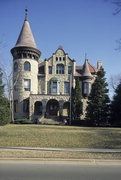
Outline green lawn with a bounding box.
[0,124,121,149]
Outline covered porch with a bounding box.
[29,94,70,122]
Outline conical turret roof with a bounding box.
[15,12,37,49]
[82,59,92,78]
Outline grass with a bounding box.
[0,124,121,149]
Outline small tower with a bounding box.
[82,59,92,97]
[97,60,102,70]
[11,9,41,119]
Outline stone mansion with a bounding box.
[11,12,102,121]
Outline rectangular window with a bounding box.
[64,82,70,94]
[52,82,57,93]
[68,66,72,74]
[83,82,91,95]
[24,79,31,91]
[39,66,45,74]
[56,64,64,74]
[83,82,88,94]
[14,100,18,113]
[48,66,52,74]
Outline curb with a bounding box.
[0,158,121,165]
[1,147,121,153]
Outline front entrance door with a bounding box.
[46,99,59,116]
[49,104,58,116]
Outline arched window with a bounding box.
[56,64,64,74]
[24,61,31,71]
[14,62,18,72]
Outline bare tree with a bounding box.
[105,0,121,14]
[0,62,20,122]
[105,0,121,49]
[110,73,121,90]
[112,0,121,15]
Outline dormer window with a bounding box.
[59,57,61,61]
[56,57,58,61]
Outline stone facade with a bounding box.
[11,13,102,121]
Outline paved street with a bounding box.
[0,161,121,180]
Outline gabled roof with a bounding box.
[88,61,98,73]
[54,46,68,55]
[15,19,37,49]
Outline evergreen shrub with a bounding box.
[14,119,33,124]
[0,106,11,125]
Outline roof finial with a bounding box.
[85,53,87,60]
[25,8,28,21]
[58,45,63,49]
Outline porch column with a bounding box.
[59,101,64,116]
[42,99,48,117]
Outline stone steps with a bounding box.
[40,116,62,125]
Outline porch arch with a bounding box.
[34,101,43,115]
[63,101,70,116]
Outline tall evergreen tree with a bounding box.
[71,78,83,121]
[110,81,121,126]
[86,67,110,126]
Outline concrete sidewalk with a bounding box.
[0,147,121,153]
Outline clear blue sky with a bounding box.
[0,0,121,95]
